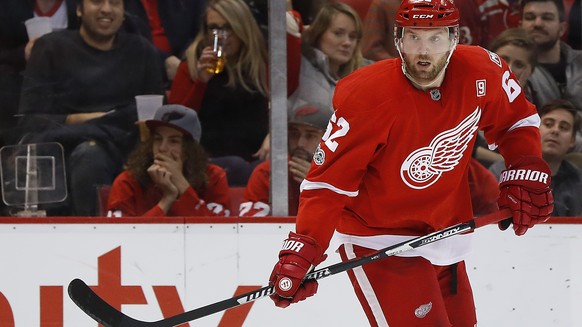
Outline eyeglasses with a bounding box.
[206,24,232,34]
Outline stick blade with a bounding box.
[68,278,151,327]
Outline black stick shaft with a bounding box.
[68,209,511,327]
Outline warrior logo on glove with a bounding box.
[498,156,554,236]
[269,232,327,308]
[278,277,293,292]
[282,239,305,252]
[499,169,549,184]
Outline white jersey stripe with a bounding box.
[300,179,359,197]
[344,243,390,327]
[508,113,541,131]
[488,113,540,150]
[336,232,473,266]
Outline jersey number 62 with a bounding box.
[322,113,350,152]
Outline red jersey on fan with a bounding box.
[296,45,540,257]
[239,160,301,217]
[107,164,230,217]
[478,0,521,46]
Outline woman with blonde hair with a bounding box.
[169,0,269,186]
[287,2,369,114]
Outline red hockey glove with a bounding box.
[269,232,326,308]
[498,156,554,236]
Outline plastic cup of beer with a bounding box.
[206,29,228,74]
[25,17,52,39]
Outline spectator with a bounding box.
[18,0,165,216]
[290,0,326,25]
[477,0,522,46]
[361,0,485,61]
[488,27,539,101]
[287,2,368,115]
[0,0,79,147]
[107,104,230,217]
[565,0,581,49]
[169,0,269,186]
[240,103,332,216]
[360,0,401,60]
[490,99,582,216]
[337,0,373,22]
[520,0,582,111]
[123,0,207,83]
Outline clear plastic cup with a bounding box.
[135,95,164,121]
[206,29,228,74]
[25,17,52,39]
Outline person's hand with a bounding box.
[196,46,218,83]
[498,156,554,235]
[289,156,311,183]
[147,163,179,212]
[65,112,108,124]
[25,38,38,61]
[153,152,189,195]
[253,134,270,161]
[164,55,181,81]
[269,232,326,308]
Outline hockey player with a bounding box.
[268,0,554,326]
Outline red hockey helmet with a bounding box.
[393,0,460,88]
[395,0,460,28]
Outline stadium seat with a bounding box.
[97,184,111,216]
[228,187,246,216]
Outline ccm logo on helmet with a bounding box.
[499,169,549,184]
[282,240,305,252]
[412,14,434,18]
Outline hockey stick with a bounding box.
[68,209,511,327]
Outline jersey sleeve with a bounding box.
[295,71,390,251]
[477,48,542,167]
[287,10,303,96]
[19,36,68,127]
[107,172,141,217]
[168,60,207,111]
[168,165,230,216]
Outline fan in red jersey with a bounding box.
[106,105,231,217]
[268,0,554,325]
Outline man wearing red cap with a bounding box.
[268,0,554,325]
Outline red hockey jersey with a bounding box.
[296,45,541,261]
